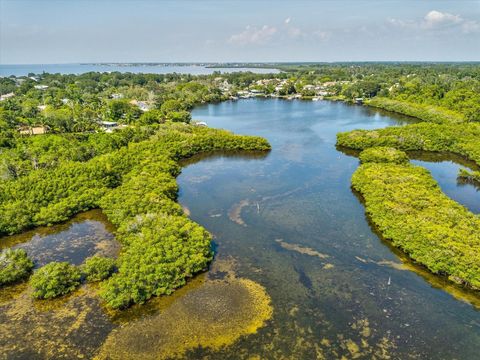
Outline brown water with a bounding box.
[1,99,479,359]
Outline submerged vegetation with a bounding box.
[0,63,479,359]
[97,276,273,360]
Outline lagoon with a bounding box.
[1,99,479,359]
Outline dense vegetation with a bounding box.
[0,127,156,179]
[81,256,116,282]
[0,249,34,286]
[358,146,408,164]
[277,63,480,123]
[353,147,480,289]
[365,97,466,124]
[335,64,480,290]
[337,122,480,166]
[1,120,269,307]
[30,261,82,299]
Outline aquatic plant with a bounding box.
[30,262,82,299]
[81,256,116,282]
[0,249,34,286]
[97,277,273,359]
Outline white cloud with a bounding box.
[423,10,462,29]
[228,25,277,45]
[388,10,480,34]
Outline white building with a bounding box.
[0,92,15,101]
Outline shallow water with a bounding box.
[177,99,480,358]
[1,99,479,359]
[0,209,119,266]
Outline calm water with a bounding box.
[0,210,119,267]
[178,99,480,358]
[1,99,479,359]
[0,64,279,77]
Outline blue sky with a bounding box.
[1,0,479,64]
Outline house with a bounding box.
[100,121,119,133]
[34,85,49,90]
[249,89,264,95]
[37,105,47,111]
[355,98,364,104]
[219,80,231,92]
[237,90,251,98]
[19,126,47,135]
[0,92,15,101]
[129,100,151,112]
[193,121,208,127]
[111,93,123,99]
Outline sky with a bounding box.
[1,0,479,64]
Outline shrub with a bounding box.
[359,147,409,164]
[1,123,271,308]
[337,122,480,166]
[352,162,480,289]
[30,262,81,299]
[100,214,213,309]
[82,256,116,282]
[367,97,466,124]
[0,249,34,286]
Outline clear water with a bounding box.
[1,99,479,359]
[0,210,119,267]
[177,99,480,358]
[0,64,279,77]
